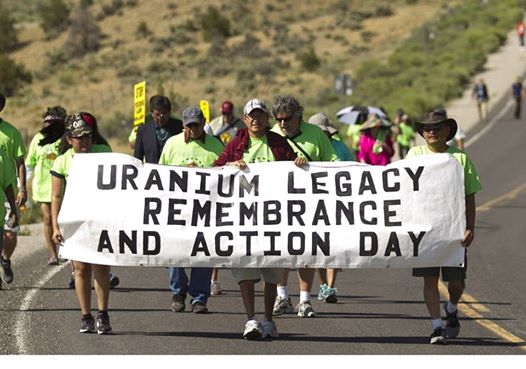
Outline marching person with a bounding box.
[0,150,19,289]
[0,92,27,287]
[25,106,66,265]
[159,106,224,314]
[51,113,114,334]
[357,113,394,166]
[408,110,481,344]
[215,98,298,339]
[271,96,339,317]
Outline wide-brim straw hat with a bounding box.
[359,113,391,131]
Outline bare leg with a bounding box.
[423,276,441,319]
[239,280,256,319]
[264,283,277,322]
[40,203,57,259]
[298,268,315,293]
[277,268,290,288]
[447,280,465,305]
[2,231,17,259]
[327,268,338,288]
[93,264,111,311]
[74,261,92,315]
[211,268,219,281]
[318,268,327,285]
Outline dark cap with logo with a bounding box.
[182,106,204,126]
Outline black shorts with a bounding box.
[412,253,467,282]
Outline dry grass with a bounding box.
[3,0,454,151]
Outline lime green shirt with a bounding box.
[0,118,26,187]
[271,122,339,161]
[159,133,224,167]
[346,124,362,151]
[396,123,415,148]
[242,135,276,163]
[50,145,112,181]
[407,145,481,196]
[25,133,61,202]
[0,150,16,227]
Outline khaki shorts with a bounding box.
[413,254,468,282]
[231,268,283,284]
[3,202,20,233]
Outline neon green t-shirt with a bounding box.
[396,123,415,148]
[25,133,61,202]
[271,122,339,162]
[0,118,26,187]
[242,135,276,163]
[159,133,224,167]
[0,150,16,227]
[50,144,112,181]
[406,145,481,196]
[346,124,362,151]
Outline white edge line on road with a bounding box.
[465,100,513,148]
[15,263,67,354]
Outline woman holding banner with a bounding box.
[50,113,113,335]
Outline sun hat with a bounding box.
[308,113,338,136]
[359,113,391,131]
[415,110,458,141]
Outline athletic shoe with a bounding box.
[443,302,461,338]
[273,296,293,316]
[96,311,112,335]
[295,301,316,318]
[317,284,328,300]
[109,272,120,289]
[430,327,446,344]
[0,257,13,284]
[261,320,279,339]
[243,320,262,340]
[211,280,222,295]
[48,256,59,266]
[324,287,338,303]
[171,294,186,312]
[191,301,208,314]
[79,315,95,333]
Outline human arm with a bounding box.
[462,193,476,247]
[15,158,27,206]
[4,185,19,229]
[51,176,65,244]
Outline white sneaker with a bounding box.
[295,301,316,318]
[261,320,279,339]
[273,296,293,315]
[211,280,222,295]
[243,319,261,340]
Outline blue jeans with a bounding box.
[168,267,212,304]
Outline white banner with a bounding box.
[58,153,466,268]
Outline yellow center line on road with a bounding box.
[437,182,526,350]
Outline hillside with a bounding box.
[1,0,454,153]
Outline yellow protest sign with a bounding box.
[200,99,210,123]
[133,81,146,128]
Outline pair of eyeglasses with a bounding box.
[422,124,445,132]
[275,114,296,123]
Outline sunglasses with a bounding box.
[275,114,296,123]
[422,124,445,132]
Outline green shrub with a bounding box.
[200,6,231,41]
[38,0,70,39]
[297,48,321,72]
[0,55,32,96]
[0,4,19,52]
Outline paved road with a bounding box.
[2,100,526,356]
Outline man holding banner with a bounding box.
[159,106,224,314]
[271,95,339,318]
[214,98,297,340]
[408,110,481,344]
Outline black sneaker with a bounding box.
[80,315,95,333]
[443,302,461,338]
[0,257,13,284]
[96,311,112,335]
[109,272,120,289]
[171,294,186,312]
[191,301,208,314]
[430,327,447,344]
